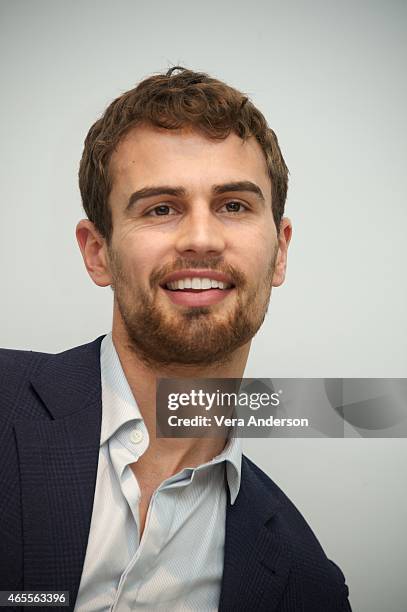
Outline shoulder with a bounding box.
[242,454,322,530]
[241,454,296,509]
[0,345,47,368]
[0,337,104,424]
[241,455,351,609]
[0,348,49,420]
[0,344,61,391]
[0,336,105,378]
[242,453,339,553]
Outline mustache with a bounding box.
[150,256,246,288]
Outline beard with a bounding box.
[108,249,277,369]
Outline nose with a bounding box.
[174,205,226,257]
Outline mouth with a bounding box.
[159,272,236,308]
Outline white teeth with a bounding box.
[165,277,232,291]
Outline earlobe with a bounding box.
[75,219,112,287]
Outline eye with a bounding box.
[146,204,178,216]
[220,201,248,213]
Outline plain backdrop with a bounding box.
[1,1,406,610]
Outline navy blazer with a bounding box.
[0,336,351,611]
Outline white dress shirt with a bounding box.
[74,333,242,612]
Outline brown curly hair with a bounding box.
[79,66,289,242]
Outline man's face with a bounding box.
[106,124,285,367]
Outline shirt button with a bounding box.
[130,429,143,444]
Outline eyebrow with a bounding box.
[126,180,265,210]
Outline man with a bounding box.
[0,67,351,611]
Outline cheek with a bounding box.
[232,225,276,276]
[114,233,168,286]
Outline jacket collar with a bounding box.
[29,335,105,420]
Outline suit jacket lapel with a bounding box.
[219,457,292,612]
[14,337,104,608]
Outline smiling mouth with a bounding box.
[163,278,234,291]
[160,277,235,307]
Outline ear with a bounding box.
[76,219,112,287]
[272,217,292,287]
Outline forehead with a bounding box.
[109,124,270,193]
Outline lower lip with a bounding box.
[161,287,234,307]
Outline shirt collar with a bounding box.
[100,332,242,504]
[205,429,242,504]
[100,332,143,446]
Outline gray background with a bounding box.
[1,0,406,610]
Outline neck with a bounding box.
[111,313,250,474]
